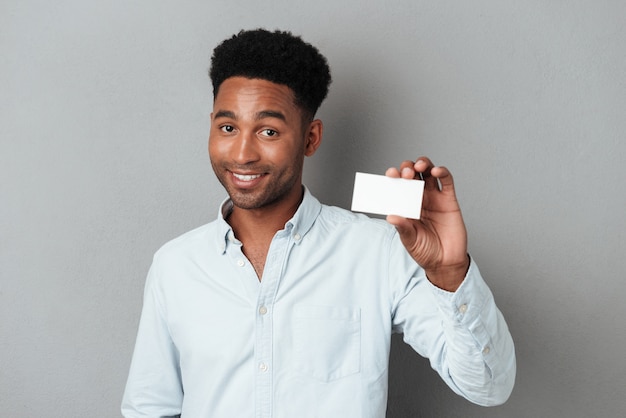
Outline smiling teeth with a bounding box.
[233,173,262,181]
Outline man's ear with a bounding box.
[304,119,323,157]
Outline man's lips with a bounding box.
[228,171,267,188]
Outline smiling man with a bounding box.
[122,29,515,417]
[208,76,323,278]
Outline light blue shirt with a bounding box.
[122,188,515,417]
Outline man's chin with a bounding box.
[228,191,266,210]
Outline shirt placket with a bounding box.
[254,228,292,418]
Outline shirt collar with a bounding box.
[286,186,322,244]
[215,199,233,254]
[214,186,322,254]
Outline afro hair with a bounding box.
[209,29,332,118]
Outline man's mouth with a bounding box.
[232,172,263,181]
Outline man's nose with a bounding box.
[232,132,260,164]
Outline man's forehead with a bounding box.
[213,77,300,116]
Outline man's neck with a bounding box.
[226,188,304,280]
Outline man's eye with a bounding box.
[261,129,277,137]
[220,125,235,133]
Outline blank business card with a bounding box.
[351,172,424,219]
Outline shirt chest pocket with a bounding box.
[293,305,361,382]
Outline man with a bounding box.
[122,29,515,417]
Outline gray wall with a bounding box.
[2,0,625,416]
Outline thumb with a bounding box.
[386,215,417,246]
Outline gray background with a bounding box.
[2,0,625,417]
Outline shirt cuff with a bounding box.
[427,257,496,354]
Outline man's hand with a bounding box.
[385,157,470,292]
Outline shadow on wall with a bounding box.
[387,334,512,417]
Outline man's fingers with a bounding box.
[387,158,456,193]
[385,167,401,178]
[431,166,456,193]
[399,160,415,171]
[414,157,439,190]
[387,160,420,179]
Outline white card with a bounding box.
[351,172,424,219]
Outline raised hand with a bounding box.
[385,157,470,292]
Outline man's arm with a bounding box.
[391,255,516,405]
[386,156,515,405]
[121,261,183,418]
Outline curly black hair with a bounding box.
[209,29,332,119]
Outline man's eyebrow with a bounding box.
[255,110,286,122]
[213,110,236,120]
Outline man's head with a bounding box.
[209,29,331,121]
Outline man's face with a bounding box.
[209,77,320,211]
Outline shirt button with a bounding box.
[259,362,268,372]
[294,233,301,241]
[459,304,468,314]
[237,259,245,267]
[259,306,268,315]
[482,346,491,355]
